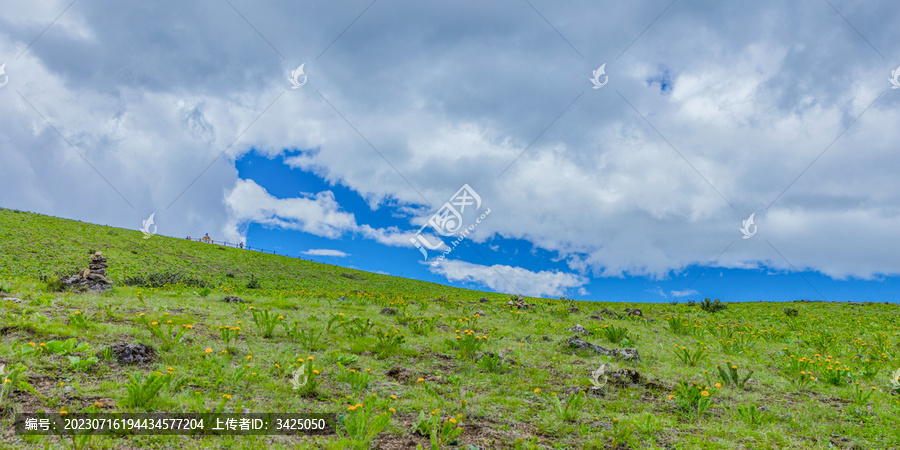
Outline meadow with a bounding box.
[1,207,899,449]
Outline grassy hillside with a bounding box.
[1,208,900,449]
[0,208,486,301]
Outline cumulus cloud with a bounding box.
[1,0,899,291]
[429,259,588,298]
[223,178,419,246]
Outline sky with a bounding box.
[1,0,900,302]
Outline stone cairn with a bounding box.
[61,251,113,293]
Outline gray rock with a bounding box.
[566,324,590,335]
[608,368,641,386]
[596,308,621,318]
[108,343,156,365]
[567,336,640,361]
[86,273,112,284]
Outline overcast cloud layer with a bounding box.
[1,0,899,297]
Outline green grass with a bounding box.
[1,207,900,449]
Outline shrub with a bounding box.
[446,329,488,359]
[337,365,371,397]
[249,307,282,338]
[292,357,320,397]
[545,390,588,422]
[413,410,464,449]
[786,370,816,390]
[373,328,406,357]
[673,344,708,367]
[122,372,170,408]
[123,272,209,288]
[0,364,28,405]
[849,383,878,405]
[669,381,713,416]
[783,308,799,317]
[45,338,90,356]
[340,394,394,448]
[477,353,507,374]
[68,310,91,328]
[599,324,629,344]
[700,298,727,313]
[408,316,439,335]
[137,314,193,351]
[715,361,754,389]
[245,275,260,289]
[283,323,325,351]
[667,316,691,336]
[734,404,774,428]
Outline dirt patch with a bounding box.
[373,413,523,449]
[386,366,415,383]
[0,325,37,337]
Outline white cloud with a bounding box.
[302,249,350,257]
[429,259,588,298]
[1,0,899,291]
[222,178,421,248]
[671,289,698,298]
[223,179,356,242]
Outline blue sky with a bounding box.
[233,150,900,303]
[1,0,900,302]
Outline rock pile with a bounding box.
[60,251,113,293]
